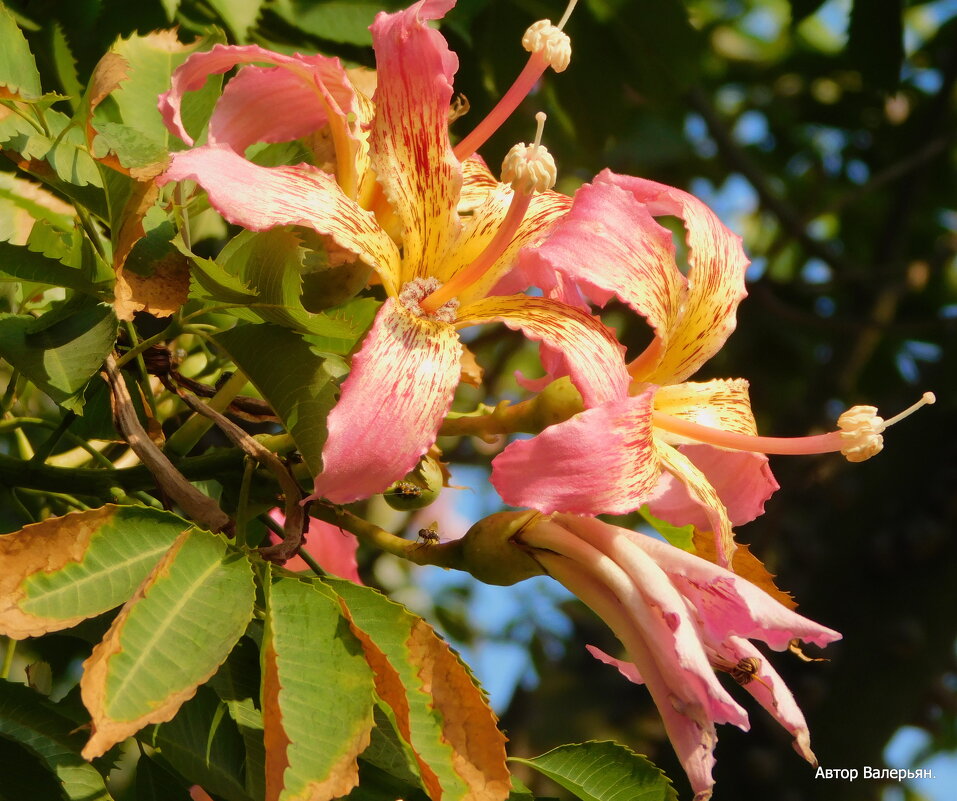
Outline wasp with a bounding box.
[718,656,773,692]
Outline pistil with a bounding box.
[652,392,935,462]
[452,0,577,161]
[420,113,557,314]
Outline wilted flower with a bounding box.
[514,512,841,800]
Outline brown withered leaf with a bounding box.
[87,52,129,112]
[262,641,293,801]
[692,529,797,610]
[0,507,117,639]
[113,254,189,321]
[407,618,511,800]
[113,180,159,271]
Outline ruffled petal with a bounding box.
[647,445,779,529]
[621,532,842,650]
[160,44,356,147]
[718,636,817,764]
[491,388,659,514]
[595,170,749,384]
[310,299,462,504]
[369,1,462,282]
[457,294,628,407]
[655,438,736,568]
[516,179,685,345]
[585,645,644,683]
[159,145,402,293]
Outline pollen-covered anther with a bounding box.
[837,391,935,463]
[501,143,557,194]
[522,20,572,72]
[399,277,459,323]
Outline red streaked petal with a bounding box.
[369,1,461,280]
[309,299,462,504]
[595,170,750,384]
[516,180,685,348]
[491,388,659,515]
[653,378,758,437]
[159,145,401,292]
[159,44,355,147]
[457,294,628,407]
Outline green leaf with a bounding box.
[0,505,196,639]
[91,122,168,171]
[0,736,69,801]
[106,29,225,152]
[0,680,114,801]
[214,323,339,475]
[509,741,677,801]
[80,530,256,759]
[207,0,264,41]
[50,23,83,108]
[0,300,117,410]
[328,578,510,801]
[262,573,376,800]
[0,172,75,239]
[0,2,42,99]
[269,0,384,46]
[637,505,695,552]
[0,241,102,294]
[146,685,253,801]
[135,753,193,801]
[219,229,376,345]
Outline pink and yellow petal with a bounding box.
[595,171,749,384]
[517,179,685,353]
[310,299,463,504]
[160,44,356,147]
[491,388,659,515]
[646,445,779,529]
[653,379,758,437]
[159,145,402,293]
[654,438,736,568]
[457,294,628,407]
[369,1,462,282]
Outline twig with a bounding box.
[104,354,231,533]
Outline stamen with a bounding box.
[421,118,555,314]
[399,277,459,323]
[652,391,935,462]
[837,391,935,462]
[452,0,578,161]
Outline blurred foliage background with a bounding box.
[2,0,955,799]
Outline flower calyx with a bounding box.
[458,510,548,585]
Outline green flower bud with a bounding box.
[459,511,547,585]
[383,454,444,510]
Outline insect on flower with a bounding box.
[416,521,441,547]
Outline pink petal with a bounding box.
[269,510,361,583]
[158,145,402,293]
[585,644,644,684]
[516,179,685,345]
[160,44,356,147]
[369,0,462,282]
[309,299,462,504]
[646,444,778,529]
[491,388,660,515]
[718,636,817,764]
[457,294,628,407]
[595,170,749,384]
[615,529,842,650]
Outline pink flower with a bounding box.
[517,513,840,801]
[158,1,628,505]
[268,510,362,583]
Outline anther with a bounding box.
[501,112,557,194]
[522,20,572,73]
[837,391,935,462]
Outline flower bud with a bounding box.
[383,454,444,510]
[458,511,548,585]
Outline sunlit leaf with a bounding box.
[637,505,694,552]
[0,2,42,100]
[510,741,676,801]
[80,529,256,759]
[330,578,511,801]
[262,573,376,801]
[0,505,195,639]
[0,680,113,801]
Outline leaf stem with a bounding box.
[122,321,158,417]
[1,638,16,680]
[29,410,77,464]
